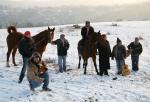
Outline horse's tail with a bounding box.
[77,40,82,56]
[7,26,17,34]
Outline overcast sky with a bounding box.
[1,0,149,7]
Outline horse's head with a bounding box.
[96,31,108,46]
[46,27,55,43]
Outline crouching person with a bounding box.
[27,52,51,91]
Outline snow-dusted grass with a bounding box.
[0,21,150,102]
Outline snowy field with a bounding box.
[0,21,150,102]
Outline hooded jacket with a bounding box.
[27,52,46,82]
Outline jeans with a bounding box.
[19,57,29,83]
[116,60,125,74]
[29,72,49,89]
[58,56,66,73]
[131,55,139,71]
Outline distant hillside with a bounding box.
[0,2,150,28]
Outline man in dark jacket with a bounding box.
[51,34,69,73]
[81,21,94,46]
[112,38,126,74]
[127,37,143,71]
[18,31,35,83]
[97,34,111,76]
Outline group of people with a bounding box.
[17,21,143,91]
[81,21,143,76]
[17,30,69,91]
[17,31,50,91]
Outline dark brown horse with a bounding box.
[77,32,106,75]
[6,26,55,67]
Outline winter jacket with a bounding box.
[18,37,35,58]
[52,39,69,56]
[112,44,126,60]
[127,42,143,56]
[27,60,46,82]
[81,26,94,39]
[97,40,111,59]
[97,40,111,69]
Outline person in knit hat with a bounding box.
[51,34,69,73]
[111,38,126,74]
[18,31,35,83]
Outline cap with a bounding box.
[24,31,31,37]
[117,38,122,44]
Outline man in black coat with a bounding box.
[81,21,94,46]
[51,34,69,73]
[18,31,35,83]
[97,34,111,76]
[127,37,143,71]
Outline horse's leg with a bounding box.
[82,58,85,68]
[92,56,99,75]
[7,48,12,67]
[12,47,18,66]
[78,55,81,69]
[84,60,87,75]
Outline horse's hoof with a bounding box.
[6,62,10,67]
[84,72,86,75]
[14,64,18,66]
[6,65,10,67]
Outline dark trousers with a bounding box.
[99,58,110,76]
[100,68,108,76]
[81,38,87,46]
[131,55,139,71]
[19,57,29,83]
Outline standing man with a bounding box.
[81,21,94,46]
[51,34,69,73]
[18,31,35,83]
[97,34,111,76]
[127,37,143,72]
[112,38,126,75]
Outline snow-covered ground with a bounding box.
[0,21,150,102]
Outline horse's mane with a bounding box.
[88,32,98,43]
[32,29,48,38]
